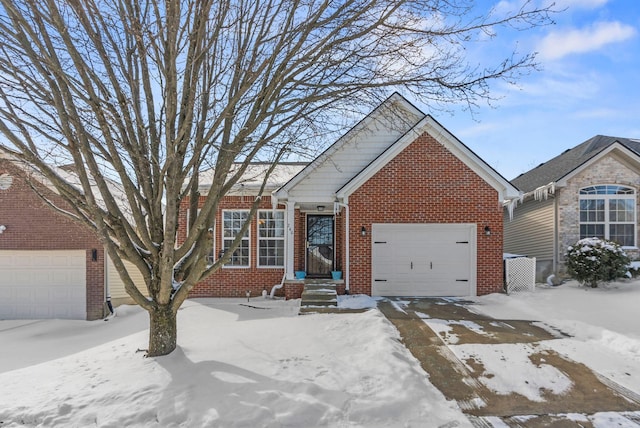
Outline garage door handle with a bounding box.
[410,261,413,269]
[455,279,468,282]
[374,279,387,282]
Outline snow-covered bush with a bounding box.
[565,237,630,288]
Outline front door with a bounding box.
[306,215,334,277]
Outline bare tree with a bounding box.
[0,0,552,356]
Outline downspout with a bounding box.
[269,271,287,299]
[334,201,349,293]
[104,251,114,315]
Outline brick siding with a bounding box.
[180,195,286,298]
[0,160,105,320]
[347,132,504,296]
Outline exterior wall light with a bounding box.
[361,226,367,236]
[484,226,491,236]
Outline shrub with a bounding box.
[565,237,630,288]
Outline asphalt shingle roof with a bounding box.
[511,135,640,193]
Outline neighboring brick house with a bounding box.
[184,93,518,299]
[504,135,640,281]
[0,157,106,320]
[0,154,147,320]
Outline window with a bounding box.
[222,210,250,266]
[579,185,636,247]
[187,209,215,264]
[258,210,285,267]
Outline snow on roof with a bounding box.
[0,150,136,221]
[196,162,308,195]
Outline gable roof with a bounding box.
[273,92,425,201]
[0,148,135,220]
[275,92,518,204]
[336,114,519,202]
[512,135,640,193]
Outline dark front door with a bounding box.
[306,215,334,277]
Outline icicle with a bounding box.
[503,198,519,220]
[533,182,555,201]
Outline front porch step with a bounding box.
[300,283,338,308]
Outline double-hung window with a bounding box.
[222,210,250,266]
[579,185,636,247]
[257,210,285,267]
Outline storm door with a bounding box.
[306,215,334,277]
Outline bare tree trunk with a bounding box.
[148,304,178,357]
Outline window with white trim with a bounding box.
[222,210,250,266]
[258,210,285,267]
[579,185,636,247]
[187,209,216,264]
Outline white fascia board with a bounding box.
[336,115,519,202]
[555,142,640,188]
[273,93,424,200]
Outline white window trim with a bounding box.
[187,208,216,264]
[222,209,250,268]
[579,185,637,248]
[257,209,285,268]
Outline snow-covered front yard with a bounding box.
[1,280,639,427]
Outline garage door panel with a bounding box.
[372,224,476,297]
[0,250,87,320]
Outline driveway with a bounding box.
[378,297,640,427]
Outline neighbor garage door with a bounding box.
[0,250,86,319]
[371,224,476,297]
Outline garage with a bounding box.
[0,250,87,319]
[371,224,476,297]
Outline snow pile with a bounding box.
[470,280,640,395]
[2,281,640,427]
[0,298,468,428]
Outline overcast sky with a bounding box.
[428,0,639,181]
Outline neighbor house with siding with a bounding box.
[504,135,640,280]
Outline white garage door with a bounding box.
[0,250,86,320]
[371,224,476,297]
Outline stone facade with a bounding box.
[557,154,640,270]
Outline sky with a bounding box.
[430,0,640,181]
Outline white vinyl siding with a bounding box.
[222,210,250,267]
[287,105,422,203]
[106,257,148,303]
[257,210,285,267]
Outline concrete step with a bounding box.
[300,283,338,308]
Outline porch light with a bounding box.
[484,226,491,236]
[317,205,325,212]
[361,226,367,236]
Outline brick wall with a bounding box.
[181,195,286,298]
[348,132,504,296]
[0,160,105,320]
[557,154,640,268]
